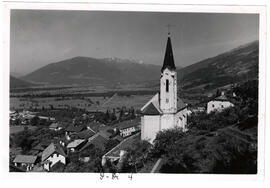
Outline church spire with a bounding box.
[161,33,176,72]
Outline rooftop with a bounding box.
[141,93,187,115]
[67,139,85,148]
[76,129,95,139]
[49,122,62,129]
[104,132,141,158]
[80,133,108,152]
[42,143,67,162]
[66,125,85,133]
[13,155,37,164]
[214,94,229,101]
[113,118,140,130]
[161,36,176,72]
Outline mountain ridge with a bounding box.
[20,40,258,90]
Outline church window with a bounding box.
[166,79,169,92]
[166,98,169,103]
[212,104,215,108]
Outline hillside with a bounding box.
[21,40,258,89]
[10,76,35,88]
[178,41,258,91]
[22,57,161,86]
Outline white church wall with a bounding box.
[207,100,234,114]
[160,114,175,130]
[141,115,161,143]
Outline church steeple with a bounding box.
[160,32,177,114]
[161,34,176,72]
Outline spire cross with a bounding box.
[166,24,175,35]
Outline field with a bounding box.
[10,94,153,112]
[10,125,37,134]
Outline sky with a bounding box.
[10,10,259,75]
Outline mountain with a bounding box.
[21,40,258,89]
[10,76,35,88]
[10,72,24,78]
[178,41,258,91]
[22,57,161,86]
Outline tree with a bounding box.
[30,116,40,126]
[152,127,185,157]
[118,140,151,173]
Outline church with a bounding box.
[141,32,188,143]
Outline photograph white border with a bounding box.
[0,0,268,187]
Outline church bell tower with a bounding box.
[160,33,177,114]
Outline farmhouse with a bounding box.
[41,143,67,171]
[13,155,37,171]
[141,33,188,143]
[207,92,234,114]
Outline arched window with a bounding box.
[166,79,169,92]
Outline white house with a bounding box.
[41,143,67,171]
[207,92,234,114]
[141,33,188,143]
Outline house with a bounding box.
[30,144,48,157]
[38,116,56,121]
[102,132,140,166]
[49,122,63,131]
[41,143,67,171]
[65,125,86,140]
[13,155,37,171]
[76,129,96,140]
[66,139,86,153]
[140,33,189,144]
[114,118,140,138]
[79,133,109,152]
[207,92,234,114]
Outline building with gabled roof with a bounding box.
[141,33,188,143]
[80,133,109,152]
[207,92,234,114]
[13,155,37,171]
[65,125,87,140]
[113,118,140,138]
[66,139,86,152]
[76,129,96,140]
[41,143,67,171]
